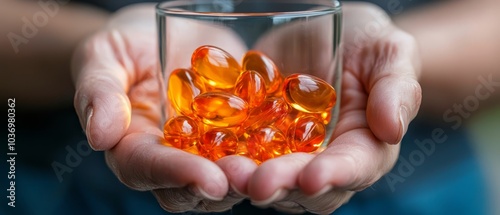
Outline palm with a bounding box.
[243,4,421,214]
[73,11,255,212]
[73,3,421,214]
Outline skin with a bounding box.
[72,4,251,212]
[2,0,499,213]
[247,3,421,213]
[72,2,420,214]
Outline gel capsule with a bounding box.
[236,141,249,156]
[234,70,267,109]
[168,68,205,116]
[198,128,238,161]
[282,74,337,113]
[192,45,241,90]
[242,51,282,95]
[287,116,325,153]
[198,121,245,139]
[294,111,332,125]
[247,126,290,163]
[242,97,290,130]
[163,116,199,152]
[316,111,332,125]
[273,108,300,133]
[192,92,249,127]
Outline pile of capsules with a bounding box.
[163,45,336,163]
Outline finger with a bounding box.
[72,31,136,151]
[367,74,421,144]
[216,155,258,197]
[153,186,243,213]
[193,194,243,213]
[270,190,308,214]
[105,116,228,200]
[162,156,258,213]
[152,187,203,213]
[273,189,354,215]
[248,153,314,206]
[365,31,422,144]
[272,201,306,214]
[299,129,400,196]
[298,190,355,214]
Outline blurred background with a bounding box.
[1,0,499,214]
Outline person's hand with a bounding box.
[72,4,256,213]
[244,3,422,214]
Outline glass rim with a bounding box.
[156,0,341,18]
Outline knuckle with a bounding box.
[355,2,388,18]
[376,31,417,63]
[382,30,417,50]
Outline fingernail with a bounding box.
[251,189,288,206]
[397,106,409,143]
[194,182,224,201]
[85,107,96,150]
[310,185,332,198]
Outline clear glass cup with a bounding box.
[156,0,342,150]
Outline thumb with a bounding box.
[72,31,132,151]
[365,31,422,144]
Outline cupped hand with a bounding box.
[72,3,255,213]
[246,3,422,214]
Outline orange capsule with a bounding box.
[247,126,290,164]
[198,121,245,139]
[236,141,249,157]
[198,128,238,161]
[168,68,205,116]
[282,74,336,113]
[192,92,249,127]
[242,97,290,130]
[314,111,332,125]
[273,108,300,133]
[242,51,282,95]
[274,109,331,134]
[234,70,267,109]
[287,116,325,153]
[163,116,199,151]
[191,45,241,90]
